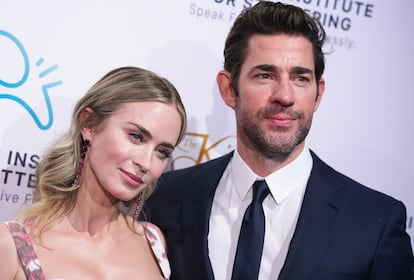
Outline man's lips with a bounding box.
[264,113,295,126]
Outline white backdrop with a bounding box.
[1,0,413,249]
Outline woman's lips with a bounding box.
[120,169,144,188]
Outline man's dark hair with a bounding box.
[223,1,326,92]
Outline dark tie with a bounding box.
[231,180,270,280]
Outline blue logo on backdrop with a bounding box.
[0,30,63,130]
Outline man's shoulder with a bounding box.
[310,150,402,207]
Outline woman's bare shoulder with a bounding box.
[0,222,17,254]
[0,222,20,279]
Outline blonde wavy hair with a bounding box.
[15,66,187,237]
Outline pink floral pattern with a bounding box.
[5,221,171,280]
[145,223,171,280]
[5,221,45,280]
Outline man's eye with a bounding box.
[297,76,309,82]
[258,73,272,79]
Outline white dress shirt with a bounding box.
[208,146,313,280]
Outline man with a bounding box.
[143,2,414,279]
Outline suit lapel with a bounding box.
[180,152,233,279]
[279,152,351,279]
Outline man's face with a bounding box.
[234,34,324,159]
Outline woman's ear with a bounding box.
[80,107,94,140]
[216,70,236,109]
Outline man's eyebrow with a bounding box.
[130,122,176,149]
[248,64,313,75]
[291,66,313,75]
[251,64,278,73]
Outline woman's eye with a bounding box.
[129,132,143,142]
[157,149,171,159]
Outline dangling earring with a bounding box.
[72,138,90,186]
[133,191,143,220]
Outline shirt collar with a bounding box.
[230,145,313,204]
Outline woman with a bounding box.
[0,66,187,280]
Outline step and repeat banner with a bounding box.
[1,0,413,247]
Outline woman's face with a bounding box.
[82,101,182,202]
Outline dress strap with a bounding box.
[144,223,171,280]
[4,221,46,280]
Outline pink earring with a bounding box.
[134,191,143,220]
[72,138,90,186]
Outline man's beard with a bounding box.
[240,107,312,160]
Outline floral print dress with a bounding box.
[4,221,171,280]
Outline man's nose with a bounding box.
[269,79,294,106]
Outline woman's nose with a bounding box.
[133,147,152,174]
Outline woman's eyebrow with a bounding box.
[130,122,176,149]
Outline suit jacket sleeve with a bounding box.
[368,200,414,279]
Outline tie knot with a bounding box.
[252,180,269,203]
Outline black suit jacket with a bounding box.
[143,151,414,279]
